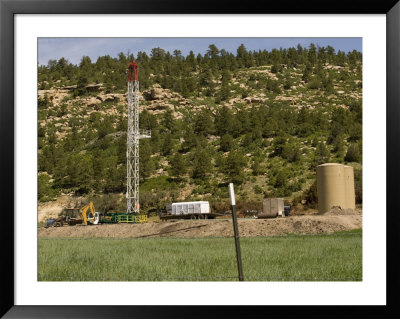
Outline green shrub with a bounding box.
[220,134,234,152]
[38,174,58,202]
[345,143,360,162]
[307,78,321,90]
[254,185,263,194]
[38,95,52,109]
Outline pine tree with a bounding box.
[161,133,174,156]
[186,50,197,71]
[170,153,187,180]
[215,106,234,137]
[140,140,154,179]
[220,134,234,152]
[194,110,215,136]
[274,170,287,188]
[192,149,212,180]
[222,150,247,184]
[207,44,220,59]
[162,109,175,132]
[314,141,330,165]
[181,127,197,153]
[308,43,317,65]
[302,63,312,83]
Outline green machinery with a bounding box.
[100,212,147,224]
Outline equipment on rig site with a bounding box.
[44,200,148,227]
[45,202,100,227]
[45,62,151,228]
[45,216,65,228]
[79,201,147,225]
[316,163,356,214]
[284,205,291,217]
[159,201,222,220]
[100,212,147,224]
[126,61,150,221]
[45,208,82,227]
[258,198,286,219]
[80,202,100,225]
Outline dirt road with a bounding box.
[38,210,362,238]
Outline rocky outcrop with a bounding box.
[143,84,180,101]
[242,96,267,104]
[146,102,174,111]
[96,93,121,103]
[86,97,101,107]
[150,87,164,100]
[85,83,103,92]
[38,88,71,106]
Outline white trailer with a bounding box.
[161,201,214,220]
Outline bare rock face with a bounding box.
[38,88,71,106]
[62,85,78,91]
[96,93,120,103]
[244,97,252,104]
[151,88,164,100]
[146,102,173,111]
[85,83,103,92]
[142,84,162,100]
[143,85,175,101]
[87,97,101,107]
[250,97,264,103]
[228,97,242,104]
[96,95,105,102]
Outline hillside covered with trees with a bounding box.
[37,43,362,213]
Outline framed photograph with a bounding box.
[1,0,399,317]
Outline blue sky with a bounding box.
[38,37,362,66]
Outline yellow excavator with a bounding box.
[80,201,100,225]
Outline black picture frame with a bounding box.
[1,0,399,317]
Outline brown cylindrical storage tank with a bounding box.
[343,165,356,210]
[316,163,346,214]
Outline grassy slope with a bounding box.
[38,230,361,281]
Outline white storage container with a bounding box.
[262,198,284,217]
[171,201,210,215]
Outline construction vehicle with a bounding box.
[45,202,100,227]
[45,216,65,228]
[45,208,80,227]
[80,201,100,225]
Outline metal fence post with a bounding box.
[229,183,244,281]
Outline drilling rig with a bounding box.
[126,61,151,216]
[89,62,150,225]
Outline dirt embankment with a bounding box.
[38,209,362,238]
[38,195,87,222]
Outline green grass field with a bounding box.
[38,230,362,281]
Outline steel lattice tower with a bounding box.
[127,61,150,214]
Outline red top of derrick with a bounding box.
[128,61,139,82]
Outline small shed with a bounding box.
[260,198,285,218]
